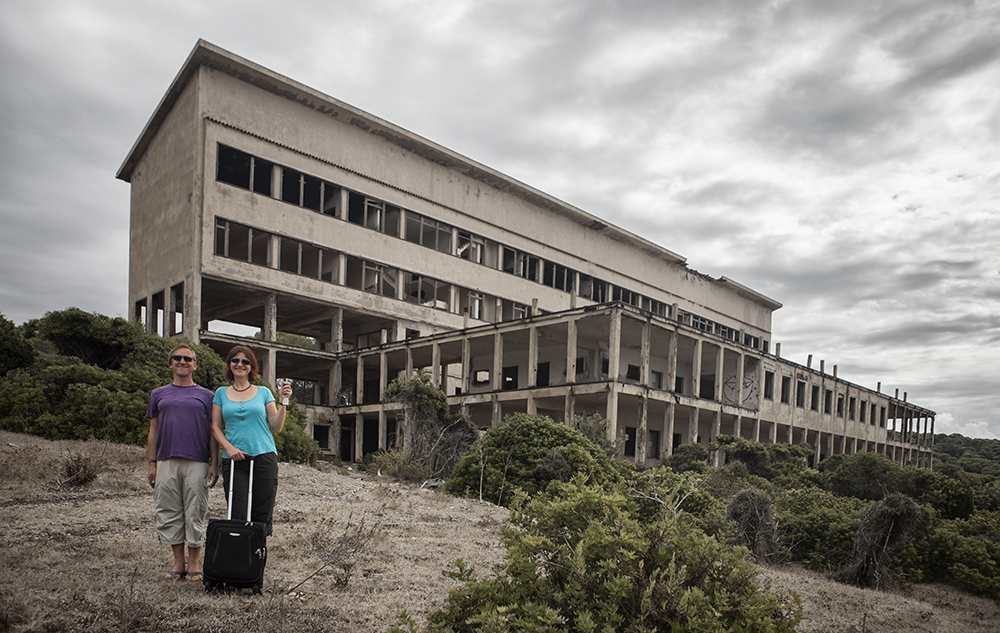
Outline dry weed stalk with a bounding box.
[286,509,385,594]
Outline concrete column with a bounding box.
[640,320,651,385]
[691,340,702,398]
[431,342,441,387]
[329,361,341,407]
[711,410,721,442]
[664,401,675,456]
[354,412,363,463]
[637,396,648,466]
[491,395,501,428]
[734,415,743,439]
[356,356,364,405]
[461,338,471,394]
[329,309,343,352]
[492,331,504,391]
[752,414,761,442]
[665,330,678,394]
[736,353,745,407]
[566,318,578,384]
[608,310,622,382]
[564,391,575,426]
[688,407,699,445]
[606,387,619,450]
[713,345,723,402]
[337,253,347,286]
[528,324,538,387]
[262,292,277,342]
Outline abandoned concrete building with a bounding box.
[119,40,935,468]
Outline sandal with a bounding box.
[186,571,203,582]
[165,570,186,581]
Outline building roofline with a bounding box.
[118,40,794,308]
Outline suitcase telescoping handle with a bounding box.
[226,457,255,522]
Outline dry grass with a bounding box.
[1,429,997,633]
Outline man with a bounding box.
[146,345,218,582]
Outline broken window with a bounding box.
[824,389,833,414]
[502,365,518,390]
[362,262,396,297]
[796,380,806,407]
[626,364,641,382]
[744,333,760,349]
[466,291,484,320]
[457,231,485,264]
[348,193,384,231]
[780,376,791,404]
[322,183,340,217]
[691,315,714,333]
[576,356,587,379]
[836,394,845,418]
[860,400,867,423]
[404,273,449,310]
[384,204,401,237]
[405,211,451,252]
[279,237,299,273]
[849,397,856,420]
[811,385,820,411]
[216,145,273,195]
[763,371,774,399]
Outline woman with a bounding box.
[211,345,292,535]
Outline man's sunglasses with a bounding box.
[170,355,194,363]
[230,358,253,366]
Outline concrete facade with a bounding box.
[119,41,934,467]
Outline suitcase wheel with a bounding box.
[252,582,262,595]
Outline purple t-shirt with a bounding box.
[146,383,215,463]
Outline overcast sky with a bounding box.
[1,0,998,439]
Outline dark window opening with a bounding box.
[700,375,715,399]
[824,389,833,414]
[811,385,820,411]
[624,427,637,457]
[536,362,550,387]
[780,376,791,404]
[647,430,661,459]
[281,168,302,205]
[626,364,641,381]
[796,380,806,408]
[502,366,518,390]
[764,371,774,399]
[217,145,251,189]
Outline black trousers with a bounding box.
[221,453,278,536]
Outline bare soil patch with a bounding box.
[1,430,996,632]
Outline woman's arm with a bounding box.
[212,402,246,460]
[146,415,159,487]
[265,382,292,434]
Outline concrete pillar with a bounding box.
[640,320,651,385]
[636,397,648,465]
[354,412,363,463]
[492,331,504,391]
[691,340,702,398]
[528,324,538,387]
[608,310,622,382]
[666,329,678,394]
[329,361,341,407]
[736,353,745,407]
[688,407,699,445]
[356,356,364,405]
[431,342,441,387]
[713,345,723,402]
[379,351,388,448]
[606,387,619,449]
[461,338,471,394]
[664,401,675,456]
[566,317,578,384]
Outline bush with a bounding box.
[668,443,708,473]
[412,480,801,632]
[839,492,921,589]
[775,487,864,570]
[383,371,477,480]
[371,448,432,483]
[726,487,782,563]
[446,414,619,506]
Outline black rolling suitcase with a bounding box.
[203,458,267,594]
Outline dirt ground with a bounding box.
[1,430,996,633]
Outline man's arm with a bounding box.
[146,415,159,488]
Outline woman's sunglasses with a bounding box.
[230,358,253,366]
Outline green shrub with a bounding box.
[726,487,782,562]
[413,480,801,632]
[667,443,708,473]
[446,414,619,506]
[371,448,432,483]
[775,487,864,570]
[823,451,902,500]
